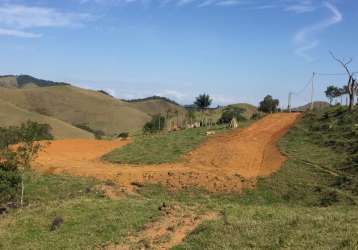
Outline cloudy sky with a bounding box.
[0,0,357,107]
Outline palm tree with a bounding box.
[194,94,212,126]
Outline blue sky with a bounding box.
[0,0,357,107]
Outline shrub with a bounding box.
[251,112,263,120]
[0,167,21,205]
[0,121,53,207]
[218,106,246,124]
[74,123,105,139]
[117,132,129,139]
[94,130,105,140]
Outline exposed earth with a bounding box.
[34,113,300,193]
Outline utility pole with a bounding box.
[288,92,292,112]
[310,72,315,110]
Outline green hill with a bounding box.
[0,98,93,139]
[292,101,330,112]
[0,85,152,135]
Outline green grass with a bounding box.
[0,173,162,250]
[2,108,358,249]
[103,124,242,165]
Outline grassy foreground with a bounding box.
[1,108,358,249]
[0,174,162,250]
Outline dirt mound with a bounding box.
[34,113,301,193]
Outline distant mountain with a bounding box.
[292,101,330,112]
[0,74,257,137]
[0,75,69,89]
[124,96,180,106]
[124,96,186,117]
[0,76,188,136]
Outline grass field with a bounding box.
[1,108,358,249]
[0,173,162,250]
[103,122,251,165]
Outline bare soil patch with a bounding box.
[34,113,301,193]
[107,204,217,250]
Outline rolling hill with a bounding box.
[127,96,186,117]
[0,75,69,89]
[0,98,93,139]
[0,74,257,137]
[292,101,330,112]
[0,85,152,135]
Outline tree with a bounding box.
[259,95,279,113]
[330,52,357,111]
[194,94,212,126]
[325,85,340,104]
[194,93,212,110]
[0,121,53,207]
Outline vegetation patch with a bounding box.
[103,126,228,164]
[0,173,161,250]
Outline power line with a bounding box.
[292,73,315,96]
[316,71,358,76]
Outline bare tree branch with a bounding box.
[329,51,353,77]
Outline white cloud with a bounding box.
[156,89,188,100]
[285,0,316,14]
[0,27,41,38]
[105,88,117,97]
[216,0,241,6]
[293,2,343,61]
[0,4,92,38]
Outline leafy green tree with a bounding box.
[259,95,279,113]
[194,93,212,110]
[325,85,340,104]
[194,94,213,126]
[0,121,53,207]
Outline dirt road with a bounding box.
[34,113,300,192]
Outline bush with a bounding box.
[0,121,53,148]
[117,132,129,139]
[143,115,165,133]
[218,106,246,124]
[0,121,53,206]
[0,168,21,205]
[251,112,263,120]
[94,130,105,140]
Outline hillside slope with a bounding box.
[292,101,329,112]
[0,75,69,89]
[0,99,93,139]
[128,97,186,117]
[0,85,153,134]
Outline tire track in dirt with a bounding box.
[34,113,301,193]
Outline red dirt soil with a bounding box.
[34,113,301,193]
